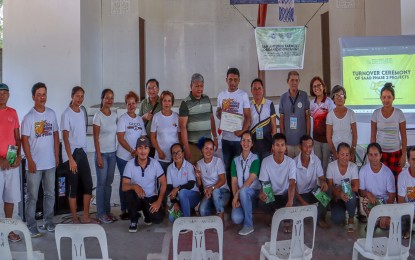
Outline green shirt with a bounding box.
[138,97,162,137]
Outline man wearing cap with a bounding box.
[0,83,23,242]
[122,136,166,232]
[21,82,60,237]
[179,73,218,164]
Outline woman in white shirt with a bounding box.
[116,91,146,220]
[195,138,230,222]
[151,91,180,173]
[327,142,359,232]
[371,83,407,183]
[93,89,117,224]
[326,85,357,161]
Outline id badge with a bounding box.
[290,116,297,129]
[256,127,264,140]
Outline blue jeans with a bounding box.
[222,140,241,186]
[169,189,201,222]
[331,193,357,225]
[116,156,128,212]
[25,168,55,229]
[95,152,116,218]
[231,187,259,228]
[199,188,230,216]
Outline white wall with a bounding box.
[401,0,415,35]
[3,0,81,122]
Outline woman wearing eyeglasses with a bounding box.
[166,143,200,221]
[309,76,335,174]
[326,85,358,161]
[370,83,407,184]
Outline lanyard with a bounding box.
[289,91,299,114]
[254,103,263,122]
[240,153,251,184]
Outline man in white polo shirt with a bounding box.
[122,136,167,232]
[294,135,329,229]
[21,82,59,237]
[259,133,296,231]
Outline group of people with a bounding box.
[0,67,413,242]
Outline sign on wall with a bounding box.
[230,0,328,4]
[255,26,307,70]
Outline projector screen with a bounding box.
[340,35,415,113]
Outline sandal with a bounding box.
[81,218,100,224]
[8,232,21,243]
[283,223,292,233]
[403,231,410,240]
[347,223,355,233]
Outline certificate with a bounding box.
[219,111,243,132]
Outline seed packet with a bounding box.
[367,198,383,210]
[312,186,331,207]
[341,178,353,199]
[6,145,18,165]
[169,206,183,220]
[262,181,275,204]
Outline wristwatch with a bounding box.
[212,186,215,190]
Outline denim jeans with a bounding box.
[231,187,259,228]
[199,188,230,216]
[25,168,55,229]
[169,189,201,222]
[331,193,357,225]
[116,156,128,212]
[222,140,241,186]
[95,152,116,218]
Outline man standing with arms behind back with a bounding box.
[217,68,251,187]
[22,82,60,237]
[279,71,310,158]
[179,73,218,164]
[0,83,23,242]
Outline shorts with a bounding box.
[68,148,93,198]
[0,167,21,203]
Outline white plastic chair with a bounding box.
[352,203,414,260]
[172,216,223,260]
[260,205,317,260]
[55,224,111,260]
[0,218,44,260]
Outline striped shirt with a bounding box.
[179,93,213,143]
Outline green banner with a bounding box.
[343,54,415,105]
[255,26,306,70]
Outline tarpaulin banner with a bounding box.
[230,0,328,4]
[255,26,306,70]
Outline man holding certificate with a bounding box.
[217,68,251,188]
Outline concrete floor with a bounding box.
[3,152,415,260]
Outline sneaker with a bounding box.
[143,218,152,226]
[46,223,55,232]
[347,223,355,233]
[238,226,254,236]
[318,220,330,229]
[107,213,118,222]
[120,211,130,220]
[29,228,42,238]
[129,222,138,233]
[99,215,114,224]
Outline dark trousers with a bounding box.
[294,192,327,220]
[125,190,164,224]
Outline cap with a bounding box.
[136,136,150,148]
[0,83,9,91]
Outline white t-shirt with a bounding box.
[60,107,87,163]
[326,160,358,186]
[21,107,59,170]
[397,168,415,203]
[116,113,146,161]
[93,111,117,153]
[150,111,180,162]
[197,157,229,190]
[167,160,199,192]
[259,155,296,195]
[371,108,405,153]
[359,163,395,201]
[217,88,250,141]
[123,157,164,197]
[294,153,324,194]
[326,108,356,149]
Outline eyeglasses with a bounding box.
[172,151,183,157]
[147,86,158,91]
[312,83,322,88]
[334,93,345,99]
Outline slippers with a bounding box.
[8,231,21,243]
[283,223,292,233]
[347,223,355,233]
[71,217,81,224]
[81,218,100,224]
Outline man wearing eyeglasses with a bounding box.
[279,71,310,158]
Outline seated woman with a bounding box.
[195,138,231,222]
[359,142,396,229]
[327,142,359,232]
[166,143,201,221]
[231,131,261,236]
